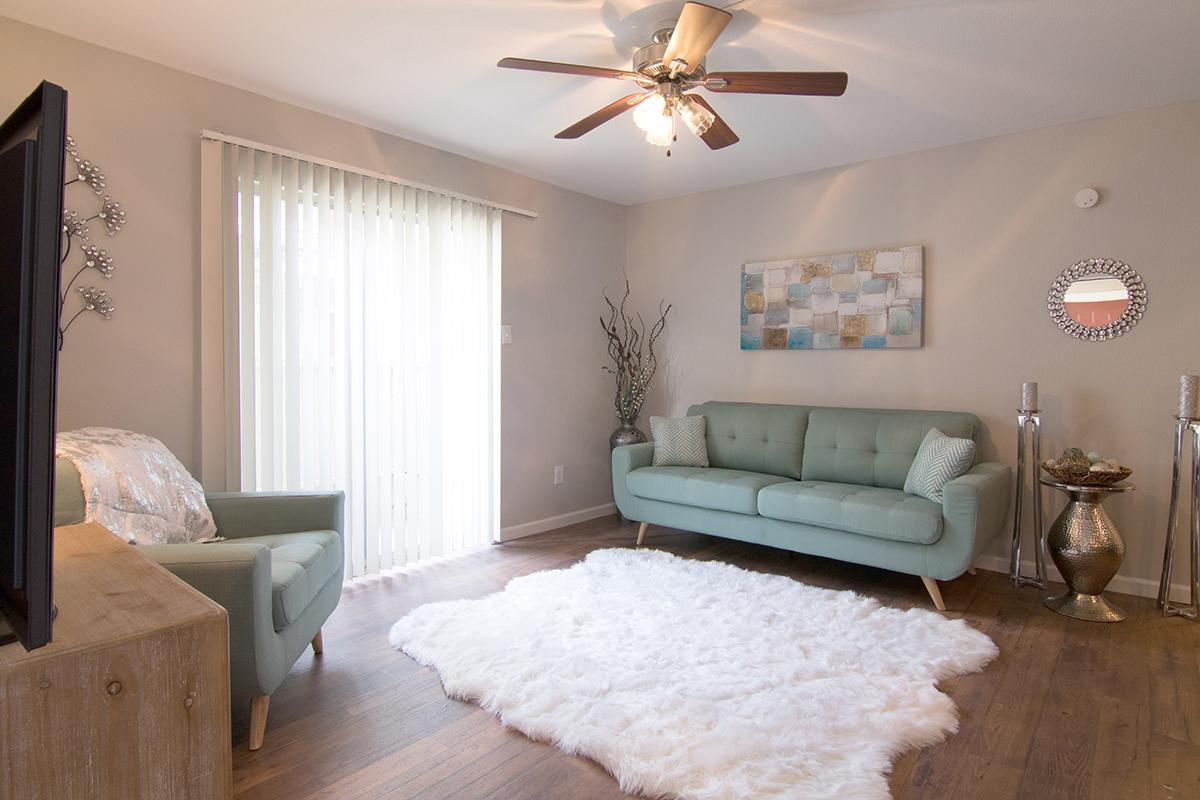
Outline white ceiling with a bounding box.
[4,0,1200,205]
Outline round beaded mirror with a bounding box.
[1047,258,1146,342]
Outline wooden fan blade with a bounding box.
[689,95,738,150]
[662,3,732,75]
[497,57,644,82]
[704,71,848,96]
[555,93,651,139]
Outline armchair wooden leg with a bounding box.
[636,522,648,548]
[248,694,270,752]
[921,577,946,611]
[311,629,324,655]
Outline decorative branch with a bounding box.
[600,278,671,423]
[59,135,125,349]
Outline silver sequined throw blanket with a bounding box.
[56,427,219,545]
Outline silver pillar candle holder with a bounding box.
[1010,383,1047,588]
[1158,412,1200,620]
[1181,375,1200,421]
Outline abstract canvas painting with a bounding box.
[740,245,924,350]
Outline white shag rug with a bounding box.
[388,548,997,800]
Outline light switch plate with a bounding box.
[500,324,512,345]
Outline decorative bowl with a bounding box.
[1041,460,1133,487]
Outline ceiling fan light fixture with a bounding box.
[677,94,715,137]
[498,1,846,153]
[632,92,668,133]
[632,91,674,148]
[643,115,674,148]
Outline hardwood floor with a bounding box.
[231,516,1200,799]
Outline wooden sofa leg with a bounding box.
[311,629,324,655]
[921,577,946,611]
[249,694,271,751]
[636,522,648,548]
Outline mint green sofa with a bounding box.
[612,401,1010,609]
[53,458,344,751]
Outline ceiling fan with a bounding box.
[498,1,848,155]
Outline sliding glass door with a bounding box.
[217,142,500,577]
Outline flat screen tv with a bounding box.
[0,81,67,651]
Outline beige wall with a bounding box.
[0,16,624,531]
[624,100,1200,592]
[6,14,1198,590]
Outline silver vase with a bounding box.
[609,419,647,449]
[1042,483,1130,622]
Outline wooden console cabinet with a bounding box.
[0,523,231,799]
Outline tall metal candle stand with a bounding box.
[1158,416,1200,619]
[1010,383,1047,588]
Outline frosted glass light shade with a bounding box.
[633,95,673,147]
[644,117,674,147]
[633,93,668,132]
[678,95,715,136]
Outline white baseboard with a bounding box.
[499,514,1190,603]
[499,503,618,542]
[974,554,1190,604]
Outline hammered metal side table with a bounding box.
[1040,478,1134,623]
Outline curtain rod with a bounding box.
[200,129,538,220]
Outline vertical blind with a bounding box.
[216,142,500,577]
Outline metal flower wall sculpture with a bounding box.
[59,135,125,347]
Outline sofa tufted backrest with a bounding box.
[685,401,982,488]
[801,409,981,490]
[687,402,812,479]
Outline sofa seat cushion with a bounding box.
[757,481,944,545]
[234,530,342,630]
[627,467,794,516]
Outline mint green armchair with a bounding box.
[54,459,344,751]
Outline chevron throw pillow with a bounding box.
[904,427,975,503]
[650,415,709,468]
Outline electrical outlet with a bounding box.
[553,465,564,485]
